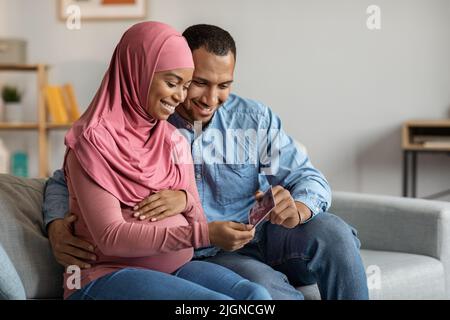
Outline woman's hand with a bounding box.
[133,190,187,221]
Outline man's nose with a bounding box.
[202,88,219,107]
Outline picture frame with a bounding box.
[59,0,147,21]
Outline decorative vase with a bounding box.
[4,102,23,123]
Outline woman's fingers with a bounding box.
[138,205,167,220]
[133,193,160,211]
[133,199,165,217]
[145,210,171,222]
[132,190,186,221]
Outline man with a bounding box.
[43,24,368,300]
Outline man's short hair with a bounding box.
[183,24,236,60]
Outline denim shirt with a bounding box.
[42,93,331,257]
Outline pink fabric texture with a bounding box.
[64,21,194,206]
[62,21,209,298]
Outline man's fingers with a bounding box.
[59,253,91,269]
[272,188,289,205]
[64,244,96,262]
[272,199,290,217]
[66,235,95,252]
[270,202,290,224]
[255,190,264,200]
[228,221,253,231]
[271,185,285,197]
[64,214,77,224]
[224,222,254,242]
[231,230,255,242]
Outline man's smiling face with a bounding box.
[177,46,235,125]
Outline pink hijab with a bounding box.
[64,21,194,206]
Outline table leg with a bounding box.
[412,151,417,198]
[403,151,409,197]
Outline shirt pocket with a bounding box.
[213,164,259,206]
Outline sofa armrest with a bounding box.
[331,191,450,260]
[331,191,450,298]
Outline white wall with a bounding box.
[0,1,6,34]
[1,0,450,199]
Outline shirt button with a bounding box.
[196,174,201,180]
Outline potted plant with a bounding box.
[1,85,23,122]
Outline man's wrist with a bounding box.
[47,218,63,233]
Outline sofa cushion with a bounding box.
[297,249,446,300]
[0,174,63,299]
[0,243,26,299]
[361,249,445,299]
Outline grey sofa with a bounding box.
[1,174,450,300]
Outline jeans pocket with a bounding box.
[214,164,259,206]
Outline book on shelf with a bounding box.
[413,135,450,143]
[61,83,81,122]
[44,83,81,124]
[422,141,450,148]
[44,86,69,124]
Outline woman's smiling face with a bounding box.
[146,68,194,120]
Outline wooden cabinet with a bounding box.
[402,120,450,198]
[402,120,450,151]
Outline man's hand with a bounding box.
[256,185,312,229]
[133,190,187,221]
[48,215,96,269]
[208,221,255,251]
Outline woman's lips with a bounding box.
[161,101,176,114]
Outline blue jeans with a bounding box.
[67,260,272,300]
[201,212,369,300]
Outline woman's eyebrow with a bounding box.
[164,72,183,82]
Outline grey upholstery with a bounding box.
[297,191,450,299]
[0,174,63,299]
[299,250,446,300]
[0,243,25,299]
[1,174,450,299]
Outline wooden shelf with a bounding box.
[0,64,49,72]
[402,120,450,151]
[0,64,51,177]
[404,119,450,128]
[402,145,450,152]
[0,123,39,130]
[46,123,72,130]
[0,123,72,130]
[0,64,74,177]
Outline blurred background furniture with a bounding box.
[402,120,450,199]
[0,64,74,178]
